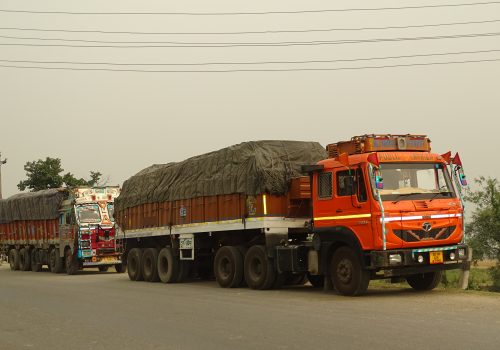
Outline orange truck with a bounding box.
[0,187,123,274]
[115,135,469,296]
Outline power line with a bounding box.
[0,58,499,72]
[1,49,499,67]
[0,2,499,15]
[1,19,500,35]
[1,31,499,48]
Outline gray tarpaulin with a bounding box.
[0,188,68,223]
[115,140,326,212]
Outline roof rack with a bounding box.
[326,134,431,158]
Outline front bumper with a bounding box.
[369,244,469,277]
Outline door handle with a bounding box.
[336,209,343,213]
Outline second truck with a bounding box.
[115,135,470,296]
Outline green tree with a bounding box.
[18,157,103,191]
[466,177,500,260]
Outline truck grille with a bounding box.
[393,226,456,242]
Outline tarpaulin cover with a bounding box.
[115,140,326,211]
[0,188,68,223]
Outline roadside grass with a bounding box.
[370,260,500,293]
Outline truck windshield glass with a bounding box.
[107,203,115,222]
[76,204,101,224]
[375,163,455,201]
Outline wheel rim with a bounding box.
[337,258,353,285]
[219,256,233,279]
[250,257,263,280]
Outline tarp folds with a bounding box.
[115,140,326,212]
[0,188,68,223]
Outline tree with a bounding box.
[17,157,103,192]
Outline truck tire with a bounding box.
[9,249,20,271]
[114,263,126,273]
[307,272,325,288]
[285,273,308,286]
[157,247,179,283]
[98,265,109,272]
[65,249,78,275]
[406,271,443,291]
[127,248,144,281]
[214,246,244,288]
[244,245,276,290]
[49,248,64,274]
[31,249,42,272]
[177,261,191,283]
[330,246,370,296]
[19,248,31,271]
[142,248,160,282]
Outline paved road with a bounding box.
[0,264,499,350]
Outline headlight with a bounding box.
[417,255,425,264]
[389,254,402,265]
[449,252,456,260]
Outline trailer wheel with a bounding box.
[330,247,369,296]
[157,247,179,284]
[142,248,160,282]
[9,249,20,271]
[30,249,42,272]
[214,246,244,288]
[49,248,64,274]
[285,273,308,286]
[177,261,191,283]
[244,245,276,290]
[19,248,31,271]
[307,272,325,288]
[65,249,78,275]
[98,265,109,272]
[127,248,144,281]
[406,271,443,291]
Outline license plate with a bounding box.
[429,251,443,264]
[180,237,194,250]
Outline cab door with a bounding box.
[332,167,373,248]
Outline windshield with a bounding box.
[374,163,455,201]
[107,203,115,222]
[76,204,102,224]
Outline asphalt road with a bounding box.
[1,264,499,350]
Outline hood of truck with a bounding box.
[372,199,464,250]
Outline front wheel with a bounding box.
[330,247,370,296]
[406,271,443,291]
[9,249,20,271]
[65,249,78,275]
[98,265,109,272]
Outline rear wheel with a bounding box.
[98,265,109,272]
[244,245,276,290]
[9,249,20,271]
[65,249,78,275]
[157,247,179,283]
[330,247,370,296]
[19,248,31,271]
[49,248,64,274]
[142,248,160,282]
[127,248,144,281]
[407,271,443,291]
[114,263,126,273]
[31,249,42,272]
[214,246,244,288]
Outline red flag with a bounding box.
[367,153,380,167]
[440,151,452,164]
[452,152,463,166]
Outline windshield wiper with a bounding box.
[392,193,422,204]
[429,191,453,202]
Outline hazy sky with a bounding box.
[1,0,499,199]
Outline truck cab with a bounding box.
[307,134,469,295]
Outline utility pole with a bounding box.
[0,152,7,199]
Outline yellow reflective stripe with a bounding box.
[314,213,372,221]
[263,195,267,215]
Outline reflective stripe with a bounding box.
[382,213,462,223]
[315,213,372,221]
[263,195,267,215]
[412,245,458,254]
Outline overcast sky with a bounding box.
[1,0,499,199]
